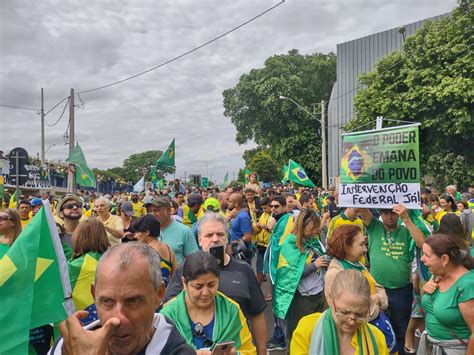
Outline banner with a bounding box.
[339,125,421,209]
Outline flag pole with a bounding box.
[42,199,76,315]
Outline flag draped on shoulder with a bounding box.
[160,291,255,354]
[287,159,315,187]
[0,201,73,353]
[266,213,294,284]
[65,144,96,188]
[156,138,175,168]
[68,252,102,325]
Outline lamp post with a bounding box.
[279,95,328,190]
[45,143,56,154]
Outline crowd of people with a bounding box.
[1,175,473,354]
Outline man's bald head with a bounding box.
[229,193,244,208]
[95,243,162,289]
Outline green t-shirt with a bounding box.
[367,218,415,288]
[421,272,474,340]
[161,220,198,264]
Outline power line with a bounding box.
[77,1,285,95]
[44,96,70,117]
[0,104,39,112]
[45,98,69,127]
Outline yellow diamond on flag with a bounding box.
[169,147,174,159]
[0,255,17,286]
[35,257,54,282]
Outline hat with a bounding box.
[142,195,171,208]
[120,201,134,216]
[203,197,220,212]
[31,197,42,207]
[56,195,83,216]
[187,193,203,207]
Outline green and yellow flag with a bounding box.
[65,144,96,188]
[0,203,72,353]
[161,291,255,354]
[244,168,252,183]
[287,159,315,187]
[9,189,18,209]
[156,138,175,167]
[147,168,159,188]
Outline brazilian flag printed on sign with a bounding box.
[287,159,315,187]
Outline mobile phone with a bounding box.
[212,341,235,355]
[209,245,225,269]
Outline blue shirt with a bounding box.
[230,209,252,242]
[190,317,215,349]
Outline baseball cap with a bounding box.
[120,201,134,216]
[187,193,203,207]
[56,195,83,216]
[31,197,42,207]
[142,195,171,208]
[203,197,220,212]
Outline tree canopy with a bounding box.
[346,0,473,190]
[223,49,336,184]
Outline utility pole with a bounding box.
[67,89,76,194]
[40,88,45,166]
[321,100,328,190]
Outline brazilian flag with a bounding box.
[161,290,255,353]
[68,252,102,324]
[0,175,4,203]
[65,144,96,188]
[287,159,315,187]
[157,138,175,168]
[9,189,18,209]
[244,168,252,183]
[0,204,70,353]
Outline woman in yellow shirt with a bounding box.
[291,269,389,354]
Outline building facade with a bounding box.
[327,14,449,181]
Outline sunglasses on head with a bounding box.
[63,203,82,210]
[0,215,12,221]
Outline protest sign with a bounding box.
[339,124,421,209]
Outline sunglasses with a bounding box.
[270,204,281,209]
[63,203,82,210]
[192,322,213,348]
[0,215,12,221]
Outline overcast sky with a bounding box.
[0,0,457,183]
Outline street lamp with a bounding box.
[45,143,56,154]
[279,95,328,190]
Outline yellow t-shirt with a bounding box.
[327,212,365,240]
[290,312,389,355]
[21,217,32,229]
[101,214,123,245]
[131,201,146,217]
[255,212,272,247]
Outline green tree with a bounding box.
[223,50,336,184]
[242,147,280,182]
[346,1,473,190]
[121,150,175,182]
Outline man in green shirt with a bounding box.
[143,196,198,263]
[359,204,425,355]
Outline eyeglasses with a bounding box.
[63,203,82,210]
[270,204,281,209]
[192,322,213,348]
[333,302,368,324]
[0,215,11,221]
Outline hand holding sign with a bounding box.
[392,204,409,221]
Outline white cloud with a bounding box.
[0,0,457,182]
